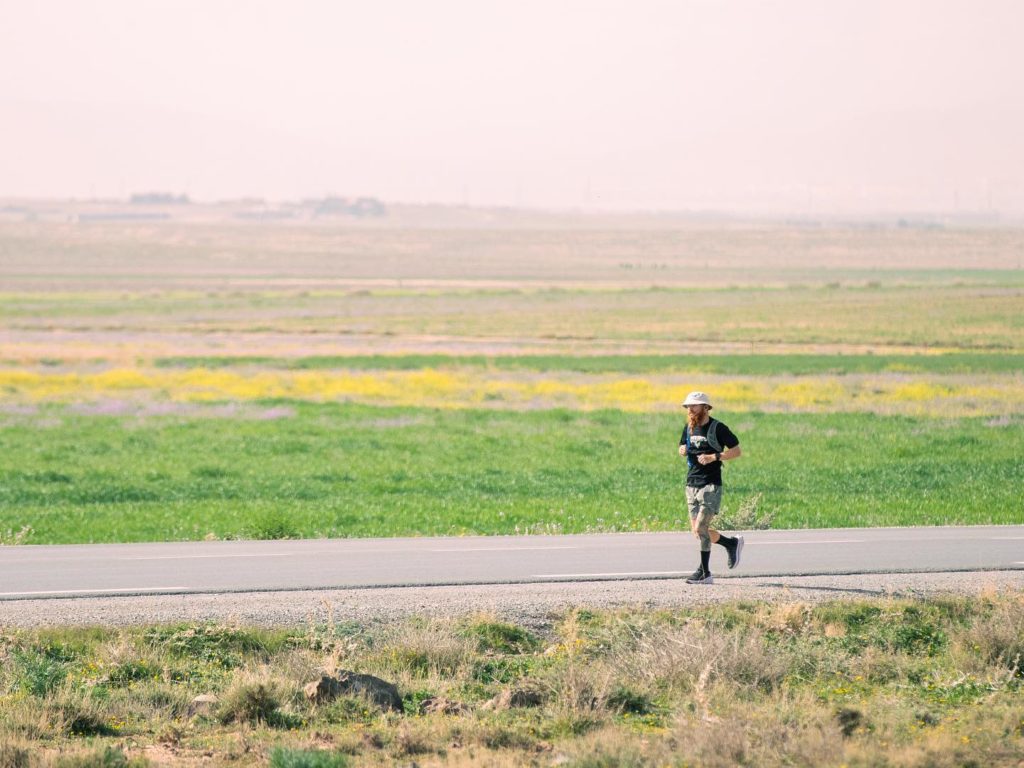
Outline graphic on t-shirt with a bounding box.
[688,434,710,451]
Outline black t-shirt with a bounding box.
[680,417,739,488]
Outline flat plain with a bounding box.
[1,214,1023,544]
[2,211,1023,766]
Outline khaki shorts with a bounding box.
[686,484,722,520]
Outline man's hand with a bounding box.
[697,453,718,465]
[678,445,687,457]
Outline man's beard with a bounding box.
[687,410,703,429]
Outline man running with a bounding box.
[678,391,743,585]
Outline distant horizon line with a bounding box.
[2,195,1022,227]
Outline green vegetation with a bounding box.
[4,214,1023,767]
[5,280,1024,351]
[0,597,1021,766]
[0,402,1021,544]
[151,351,1024,375]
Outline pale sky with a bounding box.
[2,0,1022,214]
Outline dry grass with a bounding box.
[3,220,1023,284]
[1,595,1022,765]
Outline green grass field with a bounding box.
[2,217,1023,766]
[2,402,1020,545]
[149,351,1024,375]
[1,219,1022,545]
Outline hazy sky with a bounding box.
[2,0,1022,213]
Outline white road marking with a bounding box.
[118,553,297,560]
[757,540,865,545]
[431,546,577,552]
[534,571,687,579]
[992,537,1024,540]
[0,587,187,597]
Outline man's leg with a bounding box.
[686,486,715,584]
[703,488,743,569]
[685,487,712,584]
[688,509,714,583]
[711,527,743,569]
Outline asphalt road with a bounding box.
[1,526,1022,601]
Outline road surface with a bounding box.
[1,526,1021,601]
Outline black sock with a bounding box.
[700,550,710,575]
[717,534,735,548]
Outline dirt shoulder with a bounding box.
[2,570,1021,630]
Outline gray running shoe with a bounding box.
[685,569,714,585]
[728,535,745,569]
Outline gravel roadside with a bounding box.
[2,570,1021,630]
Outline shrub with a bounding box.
[0,743,30,768]
[716,492,773,530]
[957,599,1024,677]
[462,619,539,654]
[268,747,349,768]
[52,747,148,767]
[248,511,300,540]
[144,624,270,667]
[46,691,119,737]
[563,747,649,768]
[471,655,535,685]
[318,695,381,725]
[605,686,654,715]
[370,621,474,679]
[105,659,158,687]
[218,676,284,725]
[12,648,69,697]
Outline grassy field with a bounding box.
[0,595,1021,766]
[1,216,1023,766]
[146,351,1024,375]
[4,281,1024,353]
[5,219,1024,281]
[1,403,1021,545]
[1,218,1023,544]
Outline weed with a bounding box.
[318,695,380,725]
[471,656,535,685]
[51,747,148,767]
[0,526,33,546]
[462,619,540,654]
[12,648,71,697]
[956,599,1024,677]
[104,659,158,687]
[606,686,655,715]
[248,510,300,540]
[217,674,285,725]
[370,621,474,679]
[268,747,349,768]
[47,691,119,737]
[716,492,772,530]
[0,743,30,768]
[144,624,270,667]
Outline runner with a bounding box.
[678,391,743,585]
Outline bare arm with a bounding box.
[720,445,741,461]
[697,444,741,465]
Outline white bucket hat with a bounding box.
[682,391,713,408]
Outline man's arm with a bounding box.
[719,445,741,461]
[697,444,741,464]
